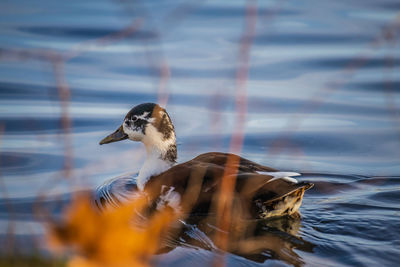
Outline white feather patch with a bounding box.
[156,186,181,211]
[136,154,173,191]
[136,111,150,120]
[258,171,301,184]
[136,124,176,191]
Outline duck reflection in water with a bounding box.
[157,214,315,266]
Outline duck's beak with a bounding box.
[99,125,128,145]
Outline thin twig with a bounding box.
[214,1,258,266]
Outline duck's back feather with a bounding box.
[94,152,313,218]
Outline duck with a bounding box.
[94,103,313,219]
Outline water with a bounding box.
[1,0,400,265]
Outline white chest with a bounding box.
[136,155,174,191]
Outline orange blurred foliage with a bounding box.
[48,193,178,267]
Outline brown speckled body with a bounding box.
[144,152,313,219]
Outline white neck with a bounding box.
[136,124,176,191]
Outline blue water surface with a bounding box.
[0,0,399,266]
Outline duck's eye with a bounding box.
[132,116,138,121]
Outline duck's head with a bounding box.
[99,103,177,162]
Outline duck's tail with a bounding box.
[256,182,314,219]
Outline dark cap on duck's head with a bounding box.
[99,103,176,149]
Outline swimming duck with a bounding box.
[95,103,313,219]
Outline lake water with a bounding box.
[0,0,400,266]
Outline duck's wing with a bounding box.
[255,180,313,218]
[191,152,311,194]
[94,172,140,210]
[233,172,313,218]
[191,152,278,172]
